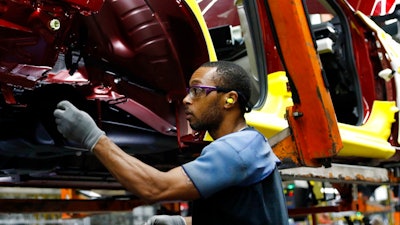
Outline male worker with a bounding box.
[54,61,289,225]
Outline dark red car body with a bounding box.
[0,0,211,188]
[0,0,399,189]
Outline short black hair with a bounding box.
[201,61,252,113]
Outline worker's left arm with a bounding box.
[93,135,200,202]
[54,100,200,203]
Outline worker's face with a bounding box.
[183,67,224,131]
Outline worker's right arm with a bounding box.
[143,215,187,225]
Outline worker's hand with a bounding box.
[54,100,105,151]
[144,215,186,225]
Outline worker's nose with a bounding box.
[182,94,191,105]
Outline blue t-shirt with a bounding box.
[182,127,280,198]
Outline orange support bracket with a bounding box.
[262,0,343,167]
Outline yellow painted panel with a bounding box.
[245,72,398,159]
[185,0,217,61]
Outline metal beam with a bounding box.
[0,199,145,213]
[280,163,389,184]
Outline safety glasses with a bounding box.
[186,85,230,99]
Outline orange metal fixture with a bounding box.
[262,0,343,167]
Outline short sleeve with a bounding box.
[182,129,279,198]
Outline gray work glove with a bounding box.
[144,215,186,225]
[54,100,105,151]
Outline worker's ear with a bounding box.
[223,91,238,109]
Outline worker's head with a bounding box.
[183,60,252,131]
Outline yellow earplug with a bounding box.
[226,98,234,104]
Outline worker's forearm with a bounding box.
[92,135,167,202]
[91,135,200,202]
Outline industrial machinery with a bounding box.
[0,0,399,222]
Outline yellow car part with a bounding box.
[245,71,398,159]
